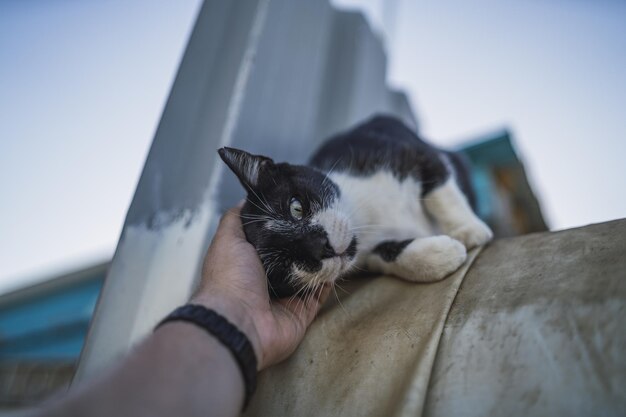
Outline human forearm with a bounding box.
[34,205,329,416]
[41,322,245,417]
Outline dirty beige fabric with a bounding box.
[245,220,626,417]
[423,219,626,417]
[245,249,483,417]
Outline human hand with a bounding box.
[191,204,331,370]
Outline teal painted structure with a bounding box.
[0,264,106,360]
[458,129,547,236]
[457,129,517,221]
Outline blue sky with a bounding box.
[1,0,625,293]
[386,0,626,231]
[0,1,201,292]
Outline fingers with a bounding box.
[304,284,331,323]
[319,284,332,304]
[277,283,332,326]
[206,205,265,284]
[218,203,246,240]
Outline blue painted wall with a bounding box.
[0,276,103,360]
[458,130,516,220]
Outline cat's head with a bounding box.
[218,147,357,298]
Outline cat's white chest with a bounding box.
[330,170,436,253]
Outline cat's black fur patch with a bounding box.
[310,115,474,201]
[372,239,413,262]
[219,147,344,298]
[345,236,358,259]
[241,166,341,297]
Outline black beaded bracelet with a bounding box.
[156,304,258,409]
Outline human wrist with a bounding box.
[152,321,247,414]
[189,293,262,369]
[156,303,259,409]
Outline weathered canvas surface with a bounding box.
[246,249,482,417]
[424,219,626,417]
[245,220,626,417]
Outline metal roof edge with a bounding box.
[0,261,110,308]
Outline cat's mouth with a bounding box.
[321,255,355,282]
[327,236,358,262]
[291,236,358,286]
[325,235,357,260]
[321,235,358,279]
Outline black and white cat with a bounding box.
[218,115,493,298]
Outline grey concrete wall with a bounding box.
[217,0,334,209]
[75,0,272,380]
[125,0,265,226]
[76,0,417,380]
[314,11,417,143]
[218,5,417,211]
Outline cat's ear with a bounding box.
[218,147,275,190]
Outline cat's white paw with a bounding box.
[396,235,467,282]
[449,219,493,249]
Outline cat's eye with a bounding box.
[289,198,303,220]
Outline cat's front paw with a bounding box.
[401,235,467,282]
[449,219,493,249]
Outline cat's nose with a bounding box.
[310,233,336,260]
[321,238,336,259]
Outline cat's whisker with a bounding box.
[312,279,324,311]
[333,280,350,295]
[265,273,277,297]
[350,222,384,227]
[332,284,349,318]
[285,295,299,314]
[246,183,275,211]
[286,281,308,311]
[264,262,276,279]
[244,197,275,218]
[350,231,385,237]
[242,183,276,217]
[257,192,277,216]
[239,217,271,224]
[301,285,313,318]
[344,195,372,219]
[284,281,303,304]
[350,224,385,230]
[301,286,315,315]
[241,219,271,227]
[350,264,369,274]
[238,213,272,219]
[321,158,342,186]
[244,196,272,216]
[302,275,324,318]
